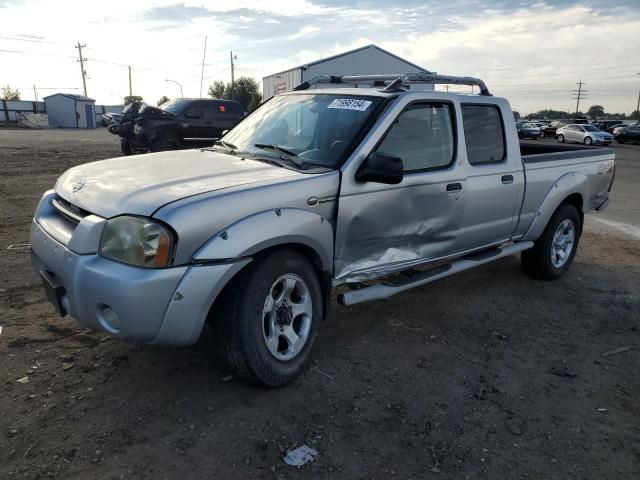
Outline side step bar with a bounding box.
[337,241,534,306]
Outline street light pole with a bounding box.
[165,79,183,98]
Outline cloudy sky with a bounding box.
[1,0,639,114]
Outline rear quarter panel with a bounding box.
[517,149,614,240]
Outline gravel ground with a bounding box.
[1,128,639,479]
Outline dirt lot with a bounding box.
[1,129,639,479]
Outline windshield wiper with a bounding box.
[214,139,238,151]
[254,143,304,167]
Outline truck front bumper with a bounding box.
[30,220,249,346]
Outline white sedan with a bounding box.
[556,124,612,146]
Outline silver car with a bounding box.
[30,73,615,386]
[556,124,612,146]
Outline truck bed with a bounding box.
[520,142,613,163]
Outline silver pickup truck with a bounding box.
[31,73,615,386]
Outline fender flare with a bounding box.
[523,171,588,242]
[193,208,334,274]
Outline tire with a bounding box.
[215,249,323,387]
[584,136,593,146]
[557,134,565,143]
[120,138,134,156]
[151,131,179,152]
[616,138,625,144]
[521,203,581,280]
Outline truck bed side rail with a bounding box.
[293,72,491,96]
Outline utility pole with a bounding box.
[199,36,207,99]
[230,51,237,100]
[33,84,37,102]
[128,66,132,97]
[571,79,587,121]
[635,73,640,120]
[75,42,88,97]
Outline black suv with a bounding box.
[109,98,245,155]
[614,124,640,144]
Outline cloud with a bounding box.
[0,0,638,113]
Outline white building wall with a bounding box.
[262,68,302,100]
[75,100,95,128]
[262,45,433,100]
[302,46,427,81]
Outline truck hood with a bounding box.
[56,149,303,218]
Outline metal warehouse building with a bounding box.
[44,93,96,128]
[262,44,433,100]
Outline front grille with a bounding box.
[51,196,90,224]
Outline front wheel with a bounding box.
[120,138,134,156]
[521,203,581,280]
[216,249,323,387]
[584,136,593,146]
[557,134,565,143]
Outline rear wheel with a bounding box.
[557,134,565,143]
[521,203,581,280]
[216,249,323,387]
[584,136,593,145]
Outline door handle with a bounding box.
[446,182,462,192]
[501,175,514,184]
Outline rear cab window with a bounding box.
[461,104,506,165]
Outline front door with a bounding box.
[85,104,94,128]
[334,101,466,282]
[181,101,207,138]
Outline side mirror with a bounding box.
[355,152,403,184]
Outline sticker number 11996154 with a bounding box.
[327,98,372,111]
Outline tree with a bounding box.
[157,96,170,106]
[631,110,640,121]
[0,85,20,100]
[207,76,262,113]
[208,81,226,99]
[512,111,520,119]
[587,105,605,119]
[123,95,143,105]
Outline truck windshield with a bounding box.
[221,93,382,169]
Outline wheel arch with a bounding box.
[194,208,335,326]
[523,173,587,242]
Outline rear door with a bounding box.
[452,103,521,252]
[334,100,466,281]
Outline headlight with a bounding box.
[99,216,175,268]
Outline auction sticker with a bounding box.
[327,98,372,111]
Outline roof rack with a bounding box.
[292,72,491,96]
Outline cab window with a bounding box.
[376,103,455,172]
[461,104,506,165]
